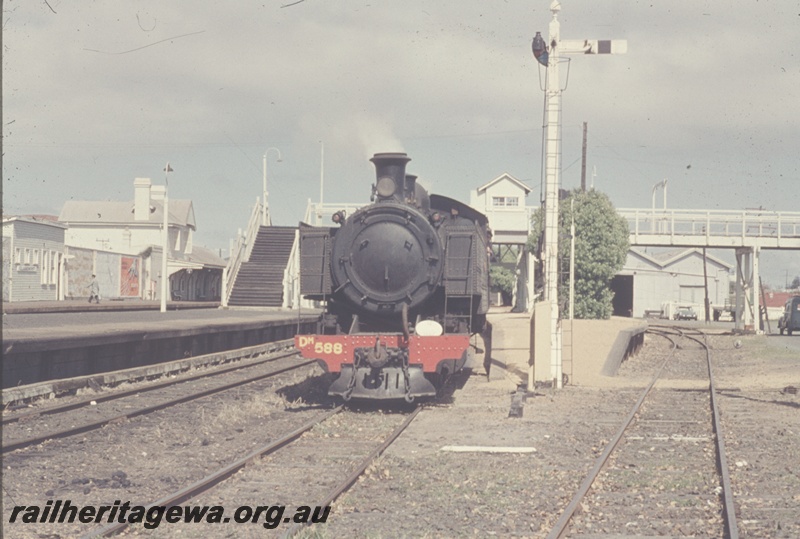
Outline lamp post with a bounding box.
[160,163,173,313]
[262,147,282,226]
[319,142,324,225]
[651,178,667,232]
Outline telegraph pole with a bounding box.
[580,122,587,191]
[532,1,627,387]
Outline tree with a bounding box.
[527,189,630,319]
[489,265,516,306]
[791,275,800,290]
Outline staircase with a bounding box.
[228,226,297,307]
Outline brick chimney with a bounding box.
[134,178,152,221]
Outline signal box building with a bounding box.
[470,173,532,245]
[470,173,534,310]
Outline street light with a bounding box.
[161,162,173,313]
[651,178,667,232]
[262,147,282,226]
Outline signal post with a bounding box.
[532,1,627,388]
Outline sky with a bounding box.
[3,0,799,286]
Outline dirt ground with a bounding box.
[316,323,799,538]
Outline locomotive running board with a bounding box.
[329,365,436,400]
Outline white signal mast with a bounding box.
[532,1,627,388]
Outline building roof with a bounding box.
[59,199,196,230]
[762,291,797,309]
[176,245,226,269]
[475,173,532,195]
[3,216,68,229]
[630,247,732,271]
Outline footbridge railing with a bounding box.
[618,208,800,249]
[221,198,263,307]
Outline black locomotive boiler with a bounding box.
[294,152,491,401]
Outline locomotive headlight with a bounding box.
[415,319,443,337]
[376,176,397,197]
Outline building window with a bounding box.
[15,248,21,263]
[24,248,31,264]
[492,196,519,207]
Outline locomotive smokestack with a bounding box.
[370,152,411,202]
[404,174,417,201]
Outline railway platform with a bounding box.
[3,299,220,315]
[2,305,321,390]
[486,309,649,388]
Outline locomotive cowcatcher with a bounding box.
[294,152,491,401]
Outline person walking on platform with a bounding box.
[88,274,101,304]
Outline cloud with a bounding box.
[3,0,799,290]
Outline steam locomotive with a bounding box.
[294,152,491,401]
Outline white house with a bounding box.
[2,216,67,302]
[59,178,224,301]
[612,247,733,318]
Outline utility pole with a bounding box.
[580,122,588,191]
[532,0,627,387]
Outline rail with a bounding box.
[546,328,739,538]
[3,354,313,454]
[222,198,263,307]
[619,208,800,247]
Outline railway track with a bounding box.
[82,404,423,537]
[546,327,739,538]
[717,385,800,538]
[2,339,300,408]
[2,345,313,454]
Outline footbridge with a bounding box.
[619,208,800,333]
[619,208,800,249]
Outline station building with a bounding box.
[58,178,224,302]
[2,216,68,302]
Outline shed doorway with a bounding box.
[611,274,634,317]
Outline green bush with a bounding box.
[490,265,516,305]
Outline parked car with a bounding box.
[778,296,800,336]
[674,307,697,321]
